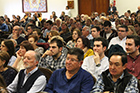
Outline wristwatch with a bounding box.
[96,63,101,67]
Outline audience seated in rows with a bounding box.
[44,48,94,93]
[91,52,139,93]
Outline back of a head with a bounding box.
[0,51,10,67]
[3,39,15,57]
[20,40,34,51]
[67,47,84,61]
[108,44,126,57]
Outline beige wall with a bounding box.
[0,0,139,19]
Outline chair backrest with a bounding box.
[38,67,53,82]
[7,66,18,74]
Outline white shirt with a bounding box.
[7,67,46,93]
[82,55,109,79]
[108,36,126,51]
[86,34,93,40]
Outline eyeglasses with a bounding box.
[66,57,79,62]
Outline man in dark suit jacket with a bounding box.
[108,4,117,15]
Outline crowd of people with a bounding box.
[0,4,140,93]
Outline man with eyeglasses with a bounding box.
[44,48,94,93]
[108,25,128,51]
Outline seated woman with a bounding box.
[0,51,17,86]
[76,36,94,59]
[48,30,59,43]
[0,39,16,66]
[12,40,34,71]
[28,34,44,56]
[66,29,81,48]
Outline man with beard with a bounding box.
[44,48,94,93]
[125,35,140,80]
[38,36,67,71]
[7,50,46,93]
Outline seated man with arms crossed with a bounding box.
[91,52,139,93]
[44,48,94,93]
[7,50,46,93]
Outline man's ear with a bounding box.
[79,61,83,67]
[123,63,127,70]
[136,45,140,50]
[59,47,63,52]
[103,46,107,51]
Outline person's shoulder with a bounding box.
[80,68,93,76]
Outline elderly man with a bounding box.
[7,50,46,93]
[91,52,139,93]
[44,48,94,93]
[8,25,25,45]
[82,26,93,40]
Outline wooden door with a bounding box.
[78,0,109,16]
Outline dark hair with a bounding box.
[3,39,15,58]
[109,52,127,66]
[67,47,84,61]
[91,26,101,32]
[50,38,63,48]
[0,16,5,21]
[46,20,53,25]
[76,36,91,49]
[119,25,128,32]
[127,35,140,46]
[94,37,108,48]
[27,24,35,30]
[66,6,70,9]
[20,40,34,51]
[104,21,111,27]
[0,51,10,67]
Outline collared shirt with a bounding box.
[38,52,67,71]
[127,54,140,80]
[86,34,93,40]
[7,67,46,93]
[44,68,94,93]
[82,55,109,79]
[108,36,126,51]
[91,71,139,93]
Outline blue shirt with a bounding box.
[0,23,8,32]
[44,67,94,93]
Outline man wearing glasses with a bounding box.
[44,48,94,93]
[108,25,128,51]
